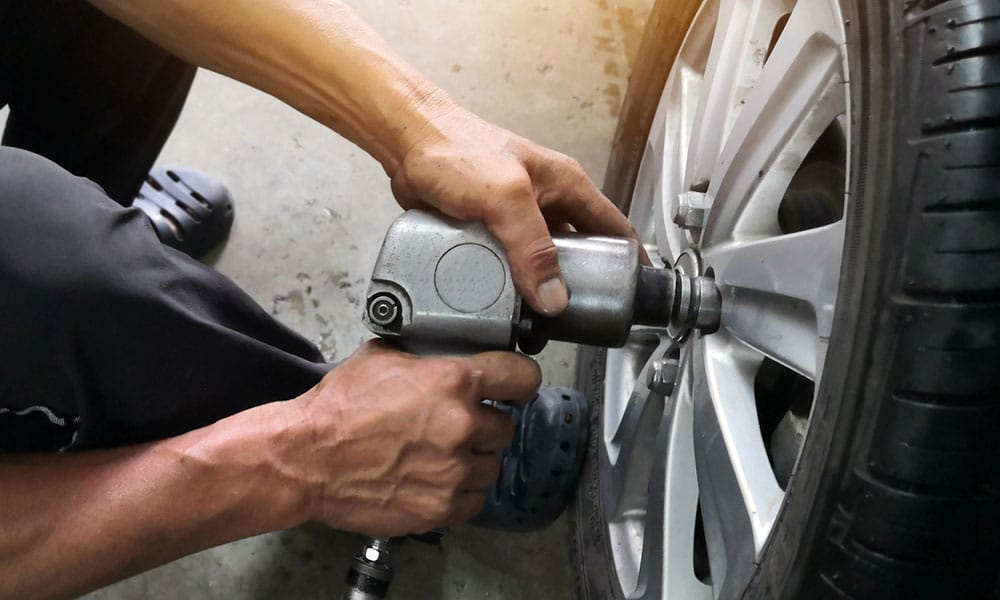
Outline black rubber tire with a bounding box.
[572,0,1000,599]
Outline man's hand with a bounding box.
[287,340,541,536]
[390,104,639,316]
[0,342,539,598]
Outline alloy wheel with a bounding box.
[599,0,850,597]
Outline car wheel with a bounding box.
[572,0,1000,598]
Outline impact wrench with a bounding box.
[343,209,722,598]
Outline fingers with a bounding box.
[522,147,649,265]
[459,351,542,404]
[470,403,516,453]
[483,175,569,316]
[559,190,652,265]
[528,151,637,235]
[449,454,501,524]
[563,182,634,238]
[462,453,503,491]
[422,456,499,529]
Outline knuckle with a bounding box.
[449,458,472,486]
[446,409,477,447]
[494,173,534,201]
[560,155,586,176]
[429,497,453,524]
[581,195,609,219]
[441,360,472,386]
[436,359,471,389]
[520,237,561,275]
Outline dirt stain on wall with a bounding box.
[593,34,617,54]
[603,82,622,116]
[592,0,654,116]
[617,6,648,70]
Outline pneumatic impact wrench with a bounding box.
[343,209,722,598]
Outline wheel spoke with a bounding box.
[704,220,844,379]
[630,138,675,263]
[603,346,641,463]
[634,45,701,265]
[604,388,664,519]
[683,0,740,190]
[694,334,784,565]
[630,91,666,249]
[702,0,846,246]
[633,353,712,600]
[603,339,665,462]
[686,0,791,191]
[602,340,673,518]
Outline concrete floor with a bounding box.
[52,1,652,598]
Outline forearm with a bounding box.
[0,401,311,600]
[88,0,454,173]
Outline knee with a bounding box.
[0,146,107,203]
[0,147,130,293]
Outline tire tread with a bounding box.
[818,1,1000,597]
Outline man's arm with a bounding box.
[0,401,308,600]
[89,0,441,176]
[0,343,539,600]
[88,0,641,316]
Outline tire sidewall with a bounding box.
[572,344,622,600]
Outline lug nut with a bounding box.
[673,188,710,230]
[647,356,679,397]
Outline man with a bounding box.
[0,1,637,598]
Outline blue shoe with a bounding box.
[134,167,234,259]
[473,386,589,532]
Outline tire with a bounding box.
[572,0,1000,599]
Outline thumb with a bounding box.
[486,195,568,317]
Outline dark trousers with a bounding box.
[0,3,329,451]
